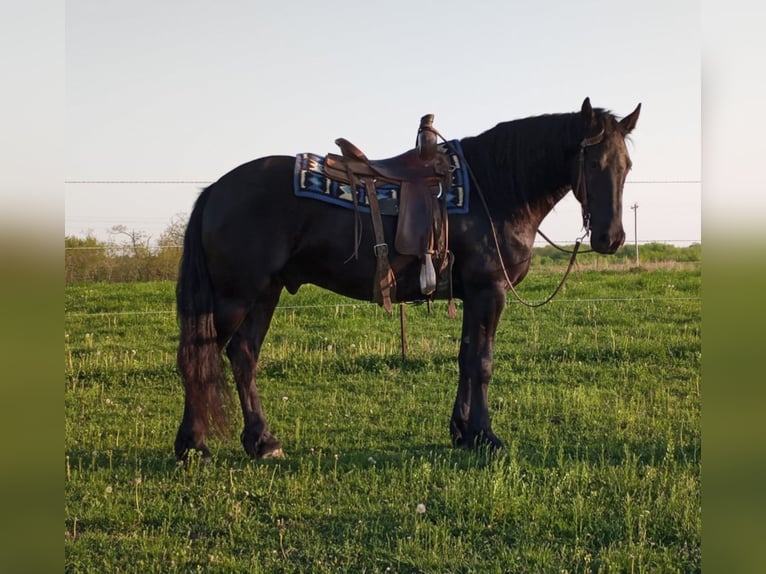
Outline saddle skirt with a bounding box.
[293,137,469,310]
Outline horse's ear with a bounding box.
[581,97,594,125]
[620,103,641,134]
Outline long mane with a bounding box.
[458,109,613,215]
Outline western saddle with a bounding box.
[323,115,453,312]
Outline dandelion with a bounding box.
[282,396,288,401]
[105,485,113,495]
[368,456,377,465]
[416,503,426,514]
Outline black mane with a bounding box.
[459,109,614,213]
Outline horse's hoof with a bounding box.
[176,449,212,467]
[243,431,285,460]
[260,447,285,460]
[451,429,504,452]
[452,436,473,450]
[479,431,505,451]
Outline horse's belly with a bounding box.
[280,253,376,301]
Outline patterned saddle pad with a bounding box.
[293,140,470,215]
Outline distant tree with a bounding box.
[155,213,188,279]
[157,212,187,251]
[65,235,112,282]
[109,225,152,258]
[66,214,192,283]
[105,226,151,280]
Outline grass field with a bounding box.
[65,266,701,573]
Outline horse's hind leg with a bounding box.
[175,301,246,462]
[226,285,284,459]
[175,401,213,461]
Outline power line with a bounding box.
[65,180,213,185]
[625,180,700,185]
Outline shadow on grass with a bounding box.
[66,446,181,476]
[260,351,459,378]
[66,425,700,481]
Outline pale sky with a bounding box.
[64,0,702,246]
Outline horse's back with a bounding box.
[197,154,380,300]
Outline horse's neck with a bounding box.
[528,185,572,229]
[461,130,574,246]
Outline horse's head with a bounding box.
[573,97,641,254]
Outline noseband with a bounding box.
[574,128,605,235]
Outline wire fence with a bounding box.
[65,295,701,320]
[63,238,701,252]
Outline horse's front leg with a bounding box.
[450,283,506,450]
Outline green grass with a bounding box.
[65,266,701,573]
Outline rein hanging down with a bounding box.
[434,127,604,308]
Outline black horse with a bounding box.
[175,97,641,460]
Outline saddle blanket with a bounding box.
[293,140,470,215]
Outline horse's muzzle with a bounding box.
[591,229,625,254]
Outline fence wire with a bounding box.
[64,296,700,319]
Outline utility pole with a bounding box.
[630,203,639,265]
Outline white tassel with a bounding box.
[420,254,437,295]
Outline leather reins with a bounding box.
[437,126,606,308]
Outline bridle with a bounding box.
[536,127,605,255]
[573,127,606,235]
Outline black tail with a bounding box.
[176,186,229,436]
